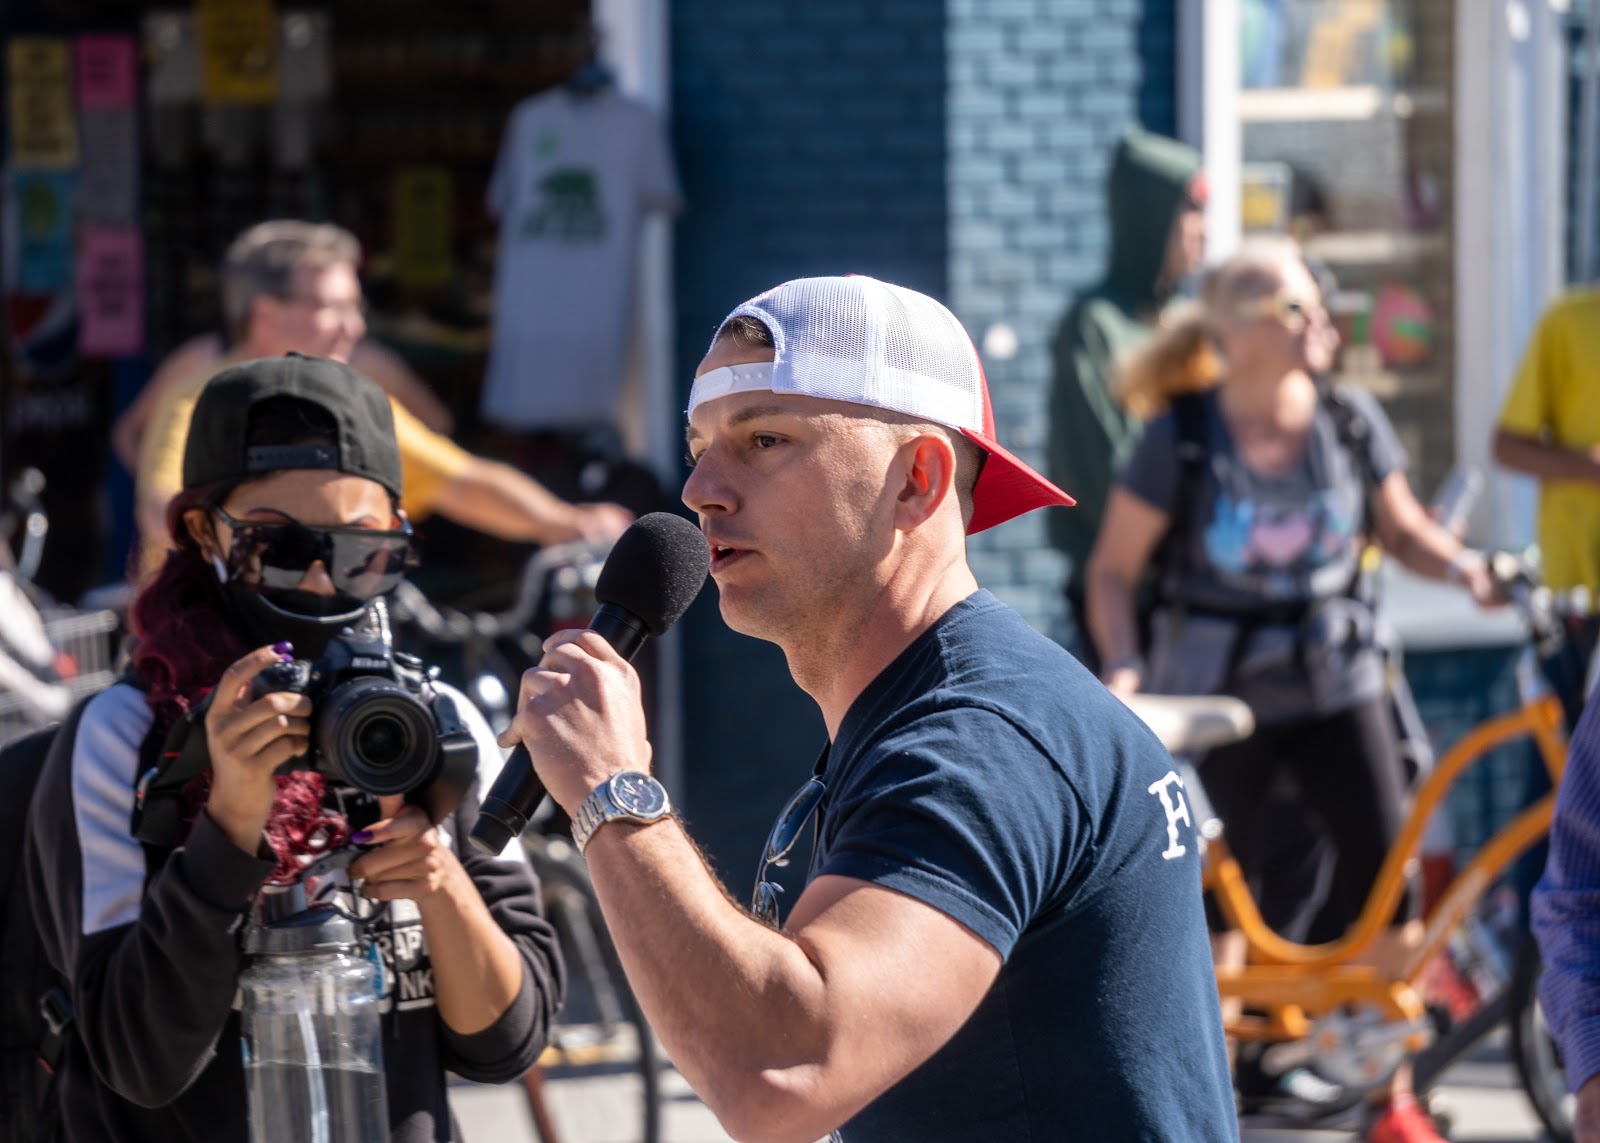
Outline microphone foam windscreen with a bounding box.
[594,512,711,636]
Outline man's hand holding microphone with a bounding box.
[471,513,709,855]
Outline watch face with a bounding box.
[611,772,668,817]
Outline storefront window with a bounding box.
[1239,0,1455,497]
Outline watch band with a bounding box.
[570,784,618,853]
[571,772,670,853]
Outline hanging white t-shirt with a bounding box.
[482,86,682,432]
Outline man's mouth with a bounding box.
[707,542,749,572]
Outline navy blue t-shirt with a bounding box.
[812,591,1236,1142]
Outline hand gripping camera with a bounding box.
[247,631,479,822]
[134,630,479,852]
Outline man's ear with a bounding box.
[893,433,955,531]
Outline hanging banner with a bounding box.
[196,0,279,104]
[78,109,139,223]
[76,226,145,357]
[75,35,138,109]
[13,171,77,291]
[393,168,455,287]
[7,38,80,168]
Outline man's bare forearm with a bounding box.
[435,458,581,545]
[580,818,841,1142]
[1494,428,1600,486]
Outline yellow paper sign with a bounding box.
[394,168,456,287]
[196,0,279,104]
[7,38,79,169]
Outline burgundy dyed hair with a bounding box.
[131,481,247,727]
[129,398,357,882]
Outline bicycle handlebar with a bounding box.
[1488,550,1575,658]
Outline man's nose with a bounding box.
[682,449,733,517]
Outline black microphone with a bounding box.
[469,512,711,855]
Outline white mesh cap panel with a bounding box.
[691,273,1074,534]
[728,276,987,433]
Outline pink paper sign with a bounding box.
[77,226,145,357]
[75,36,137,110]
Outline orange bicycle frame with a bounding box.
[1205,691,1567,1042]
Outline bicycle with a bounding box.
[1121,550,1576,1140]
[388,543,663,1143]
[0,468,122,746]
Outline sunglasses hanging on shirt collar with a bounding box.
[213,506,417,600]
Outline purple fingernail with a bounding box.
[272,641,293,655]
[351,829,373,845]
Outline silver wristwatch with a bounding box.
[570,771,671,853]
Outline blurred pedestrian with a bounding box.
[1493,281,1600,946]
[113,331,455,473]
[1087,240,1496,1143]
[1048,127,1206,671]
[1493,282,1600,727]
[132,221,631,581]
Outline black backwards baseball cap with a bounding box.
[183,352,403,498]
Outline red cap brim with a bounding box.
[960,428,1075,534]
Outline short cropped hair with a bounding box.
[710,317,980,527]
[221,221,361,344]
[713,313,776,351]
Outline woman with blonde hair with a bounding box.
[1086,239,1495,1143]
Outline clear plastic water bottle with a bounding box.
[241,895,388,1143]
[1430,466,1483,538]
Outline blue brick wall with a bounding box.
[947,0,1150,643]
[670,0,948,889]
[1138,0,1179,137]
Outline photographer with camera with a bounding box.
[23,355,563,1142]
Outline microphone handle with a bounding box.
[469,603,652,854]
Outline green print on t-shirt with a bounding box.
[520,167,606,242]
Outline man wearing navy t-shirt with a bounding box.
[501,275,1238,1141]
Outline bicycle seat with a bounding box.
[1117,693,1255,755]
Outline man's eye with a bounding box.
[753,434,779,449]
[684,450,701,469]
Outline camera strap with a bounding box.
[131,697,216,853]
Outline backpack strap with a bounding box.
[130,698,215,859]
[1161,391,1211,611]
[1319,382,1377,533]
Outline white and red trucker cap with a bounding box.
[687,275,1075,534]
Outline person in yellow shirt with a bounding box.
[1494,283,1600,724]
[115,329,456,473]
[134,221,631,580]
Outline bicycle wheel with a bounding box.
[526,835,662,1143]
[1509,932,1574,1143]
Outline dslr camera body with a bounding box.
[250,630,478,823]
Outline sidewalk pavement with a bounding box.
[449,1034,1553,1143]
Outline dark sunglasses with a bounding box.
[751,776,826,927]
[1235,291,1324,328]
[213,506,417,598]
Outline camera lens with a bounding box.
[316,676,439,795]
[354,713,410,771]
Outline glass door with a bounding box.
[1238,0,1456,496]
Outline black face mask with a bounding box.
[221,582,370,661]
